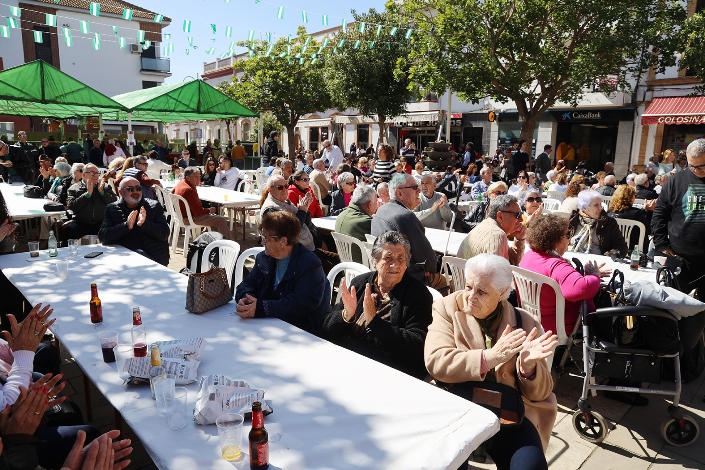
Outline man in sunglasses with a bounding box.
[99,177,170,266]
[64,163,117,241]
[458,194,526,266]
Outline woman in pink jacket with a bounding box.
[519,214,610,336]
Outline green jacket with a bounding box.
[335,203,372,263]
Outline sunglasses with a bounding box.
[500,210,523,219]
[297,178,310,182]
[344,181,355,186]
[122,186,142,193]
[492,191,507,196]
[526,197,542,203]
[517,175,527,179]
[270,184,286,190]
[399,184,419,191]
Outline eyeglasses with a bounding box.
[270,184,286,191]
[499,210,523,220]
[492,191,507,196]
[399,184,419,191]
[344,181,355,186]
[259,233,281,243]
[525,197,542,203]
[84,171,99,175]
[690,163,705,172]
[122,186,142,193]
[76,168,84,172]
[517,175,527,179]
[297,178,310,182]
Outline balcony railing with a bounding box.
[141,57,171,73]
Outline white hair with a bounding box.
[480,165,493,176]
[634,173,648,186]
[70,162,84,180]
[577,189,601,211]
[686,138,705,159]
[350,185,377,206]
[54,161,71,177]
[268,174,286,187]
[604,175,616,186]
[546,170,557,182]
[420,172,436,183]
[337,172,355,190]
[312,158,325,169]
[388,173,414,200]
[464,254,513,300]
[377,182,389,195]
[626,173,637,184]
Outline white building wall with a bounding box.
[614,120,635,175]
[1,0,25,69]
[535,121,556,158]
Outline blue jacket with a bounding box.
[235,243,330,334]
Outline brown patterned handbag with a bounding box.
[185,265,232,314]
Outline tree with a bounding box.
[221,27,335,157]
[251,112,283,144]
[395,0,685,148]
[325,9,415,144]
[679,12,705,94]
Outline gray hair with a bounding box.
[118,176,138,190]
[84,163,98,173]
[546,170,557,182]
[577,189,601,211]
[480,165,493,176]
[268,174,286,187]
[464,254,513,300]
[70,162,84,179]
[337,172,355,190]
[183,166,201,178]
[376,182,389,195]
[604,174,617,186]
[312,158,325,169]
[350,185,376,207]
[420,172,436,183]
[488,194,518,220]
[626,173,637,184]
[54,161,71,177]
[655,174,669,185]
[686,138,705,159]
[371,231,411,265]
[634,173,648,186]
[388,173,414,200]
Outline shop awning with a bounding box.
[641,96,705,125]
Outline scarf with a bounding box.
[475,302,504,382]
[571,213,597,254]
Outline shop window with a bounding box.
[697,0,705,13]
[34,27,52,65]
[663,124,705,155]
[357,124,369,148]
[309,127,329,151]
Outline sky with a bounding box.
[134,0,387,84]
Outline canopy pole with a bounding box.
[98,113,104,142]
[258,113,263,163]
[127,112,133,155]
[446,90,452,143]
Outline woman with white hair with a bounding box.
[425,254,557,469]
[70,162,84,185]
[329,171,356,216]
[47,161,73,205]
[568,189,627,256]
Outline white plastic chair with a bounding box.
[551,210,573,219]
[633,198,646,209]
[362,241,374,267]
[427,286,443,301]
[541,198,562,211]
[614,218,646,250]
[233,247,265,289]
[511,266,569,370]
[441,256,467,293]
[201,240,241,296]
[169,192,207,254]
[154,186,176,241]
[255,167,268,189]
[364,234,377,243]
[326,262,371,305]
[547,190,566,202]
[310,181,329,216]
[332,232,371,268]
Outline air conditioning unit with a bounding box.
[129,44,140,53]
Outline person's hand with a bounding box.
[662,247,677,257]
[29,372,67,405]
[512,223,527,241]
[361,283,376,324]
[3,304,54,352]
[98,180,105,193]
[432,194,447,212]
[1,161,12,168]
[297,192,312,212]
[518,327,558,376]
[525,205,543,225]
[126,210,137,230]
[487,324,527,365]
[61,429,132,470]
[339,279,357,322]
[235,294,257,318]
[670,167,677,175]
[584,260,611,278]
[0,220,17,240]
[644,199,657,212]
[0,386,53,437]
[136,207,147,227]
[86,181,95,196]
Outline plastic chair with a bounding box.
[547,190,566,202]
[633,198,646,209]
[441,256,467,293]
[511,266,569,370]
[255,167,268,190]
[364,234,377,243]
[427,286,443,301]
[326,262,371,305]
[362,241,374,267]
[169,192,207,254]
[201,240,241,296]
[233,247,265,289]
[154,186,176,241]
[614,218,646,250]
[551,210,573,219]
[331,231,371,268]
[541,198,562,211]
[310,181,329,216]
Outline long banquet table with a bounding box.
[565,251,660,284]
[0,182,66,220]
[0,245,498,469]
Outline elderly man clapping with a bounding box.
[414,173,453,230]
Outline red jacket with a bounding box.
[287,184,323,218]
[172,179,209,218]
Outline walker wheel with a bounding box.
[660,415,700,446]
[572,409,608,443]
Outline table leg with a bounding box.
[114,409,123,433]
[82,373,93,422]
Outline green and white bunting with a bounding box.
[89,2,100,17]
[369,41,375,49]
[359,22,366,33]
[163,33,171,40]
[302,11,308,23]
[122,9,133,20]
[93,33,101,50]
[46,14,57,27]
[80,20,90,34]
[248,30,254,41]
[154,14,163,23]
[376,25,382,36]
[188,37,194,46]
[265,44,274,56]
[277,6,284,19]
[338,39,345,47]
[0,26,9,38]
[183,20,191,33]
[142,40,151,50]
[112,26,119,35]
[225,26,232,37]
[266,32,272,42]
[7,18,17,29]
[342,19,347,32]
[354,39,360,49]
[34,30,43,43]
[63,27,72,46]
[210,24,216,34]
[206,47,215,55]
[405,29,413,39]
[137,30,145,42]
[322,15,328,26]
[390,27,398,36]
[119,37,126,49]
[9,6,20,17]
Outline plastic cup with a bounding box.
[99,331,118,363]
[164,387,188,429]
[28,241,40,258]
[223,193,229,201]
[68,239,79,256]
[216,413,244,461]
[56,260,69,281]
[113,345,133,380]
[154,374,176,416]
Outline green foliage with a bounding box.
[251,112,283,143]
[395,0,686,141]
[325,8,415,139]
[680,12,705,94]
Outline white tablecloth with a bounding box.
[565,251,659,284]
[0,245,498,469]
[0,182,65,220]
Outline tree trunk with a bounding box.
[286,122,297,160]
[517,113,541,166]
[378,114,386,144]
[224,119,233,142]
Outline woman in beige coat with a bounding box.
[425,254,558,470]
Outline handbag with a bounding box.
[23,185,44,198]
[185,265,231,314]
[43,201,64,212]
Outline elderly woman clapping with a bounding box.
[322,231,433,379]
[329,171,356,216]
[425,254,557,469]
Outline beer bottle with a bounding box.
[249,401,269,470]
[148,344,165,399]
[131,307,147,357]
[89,283,103,324]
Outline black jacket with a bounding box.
[568,209,628,257]
[636,185,658,200]
[98,197,170,266]
[322,271,433,379]
[67,181,117,225]
[596,185,616,196]
[9,144,36,184]
[460,200,489,233]
[88,147,103,167]
[234,243,330,334]
[328,190,348,216]
[262,138,278,165]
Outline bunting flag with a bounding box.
[265,44,274,56]
[9,6,20,16]
[111,25,118,35]
[163,33,171,40]
[0,26,9,38]
[376,25,383,36]
[188,37,194,46]
[338,39,345,47]
[278,50,286,58]
[210,24,216,34]
[304,36,311,46]
[183,20,191,33]
[119,37,126,49]
[287,34,291,43]
[63,27,72,46]
[277,6,284,19]
[137,30,145,42]
[317,45,324,54]
[7,18,17,29]
[248,50,254,58]
[142,40,151,50]
[220,51,232,58]
[89,2,100,16]
[122,8,133,20]
[322,37,329,47]
[342,19,347,32]
[168,43,174,53]
[206,47,215,54]
[299,57,304,64]
[186,49,190,55]
[322,15,328,26]
[405,29,413,39]
[80,20,90,34]
[92,32,101,50]
[228,41,235,51]
[225,26,232,37]
[353,39,360,49]
[248,30,254,41]
[390,26,398,36]
[45,14,57,27]
[34,30,43,43]
[302,11,308,23]
[286,44,291,55]
[312,57,318,65]
[369,41,375,49]
[266,32,271,42]
[154,14,163,23]
[359,22,366,33]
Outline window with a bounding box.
[242,122,250,140]
[142,81,158,89]
[308,127,329,151]
[34,27,52,65]
[698,0,705,13]
[357,124,369,148]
